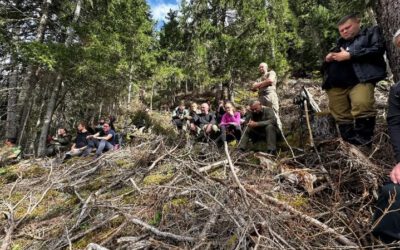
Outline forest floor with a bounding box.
[0,79,398,249]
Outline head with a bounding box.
[259,63,268,74]
[337,14,361,40]
[218,100,224,106]
[57,128,66,136]
[178,101,185,111]
[5,138,17,147]
[77,121,87,132]
[190,102,198,111]
[224,101,236,113]
[200,103,209,114]
[393,29,400,48]
[238,106,247,115]
[249,100,262,113]
[98,118,105,125]
[102,122,111,132]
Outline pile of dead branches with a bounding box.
[0,127,396,249]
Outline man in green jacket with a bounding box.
[0,138,21,166]
[238,100,278,155]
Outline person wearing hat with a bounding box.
[372,28,400,243]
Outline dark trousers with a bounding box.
[239,124,277,151]
[172,118,184,129]
[220,125,242,142]
[372,183,400,243]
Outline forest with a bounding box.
[1,0,400,249]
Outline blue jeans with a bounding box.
[86,139,113,157]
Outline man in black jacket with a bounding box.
[372,29,400,243]
[323,13,387,145]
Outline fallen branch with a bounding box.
[224,141,249,206]
[126,215,197,242]
[198,160,228,173]
[247,187,357,247]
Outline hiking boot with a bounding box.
[354,117,375,146]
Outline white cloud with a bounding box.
[151,3,179,23]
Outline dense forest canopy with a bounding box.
[1,0,400,156]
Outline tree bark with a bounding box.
[374,1,400,82]
[17,0,52,143]
[37,0,82,156]
[5,64,19,140]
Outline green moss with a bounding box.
[22,164,48,178]
[0,166,19,184]
[225,234,238,249]
[143,173,173,186]
[115,159,132,168]
[277,193,308,208]
[148,211,162,226]
[162,198,189,214]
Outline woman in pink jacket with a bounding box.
[219,101,242,142]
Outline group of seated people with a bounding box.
[45,117,119,161]
[171,99,279,155]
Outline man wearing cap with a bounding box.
[322,13,387,145]
[372,29,400,243]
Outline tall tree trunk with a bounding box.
[37,0,82,156]
[37,75,62,156]
[5,64,19,140]
[17,0,52,143]
[374,0,400,82]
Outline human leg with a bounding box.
[95,140,107,156]
[265,124,277,153]
[350,83,376,144]
[372,183,400,243]
[327,87,357,143]
[326,87,353,123]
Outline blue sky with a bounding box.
[147,0,180,28]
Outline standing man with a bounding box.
[372,29,400,243]
[251,62,279,113]
[322,13,387,145]
[238,100,278,155]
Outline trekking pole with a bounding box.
[303,100,315,148]
[237,124,248,147]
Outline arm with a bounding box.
[209,113,217,125]
[232,112,241,125]
[172,108,178,119]
[254,108,277,127]
[252,71,277,90]
[388,84,400,184]
[58,135,71,146]
[88,132,100,139]
[349,26,385,61]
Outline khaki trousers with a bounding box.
[326,83,376,123]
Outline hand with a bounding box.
[87,135,93,139]
[325,53,334,62]
[251,82,260,91]
[331,48,351,62]
[390,163,400,184]
[248,120,257,128]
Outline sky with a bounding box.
[147,0,180,29]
